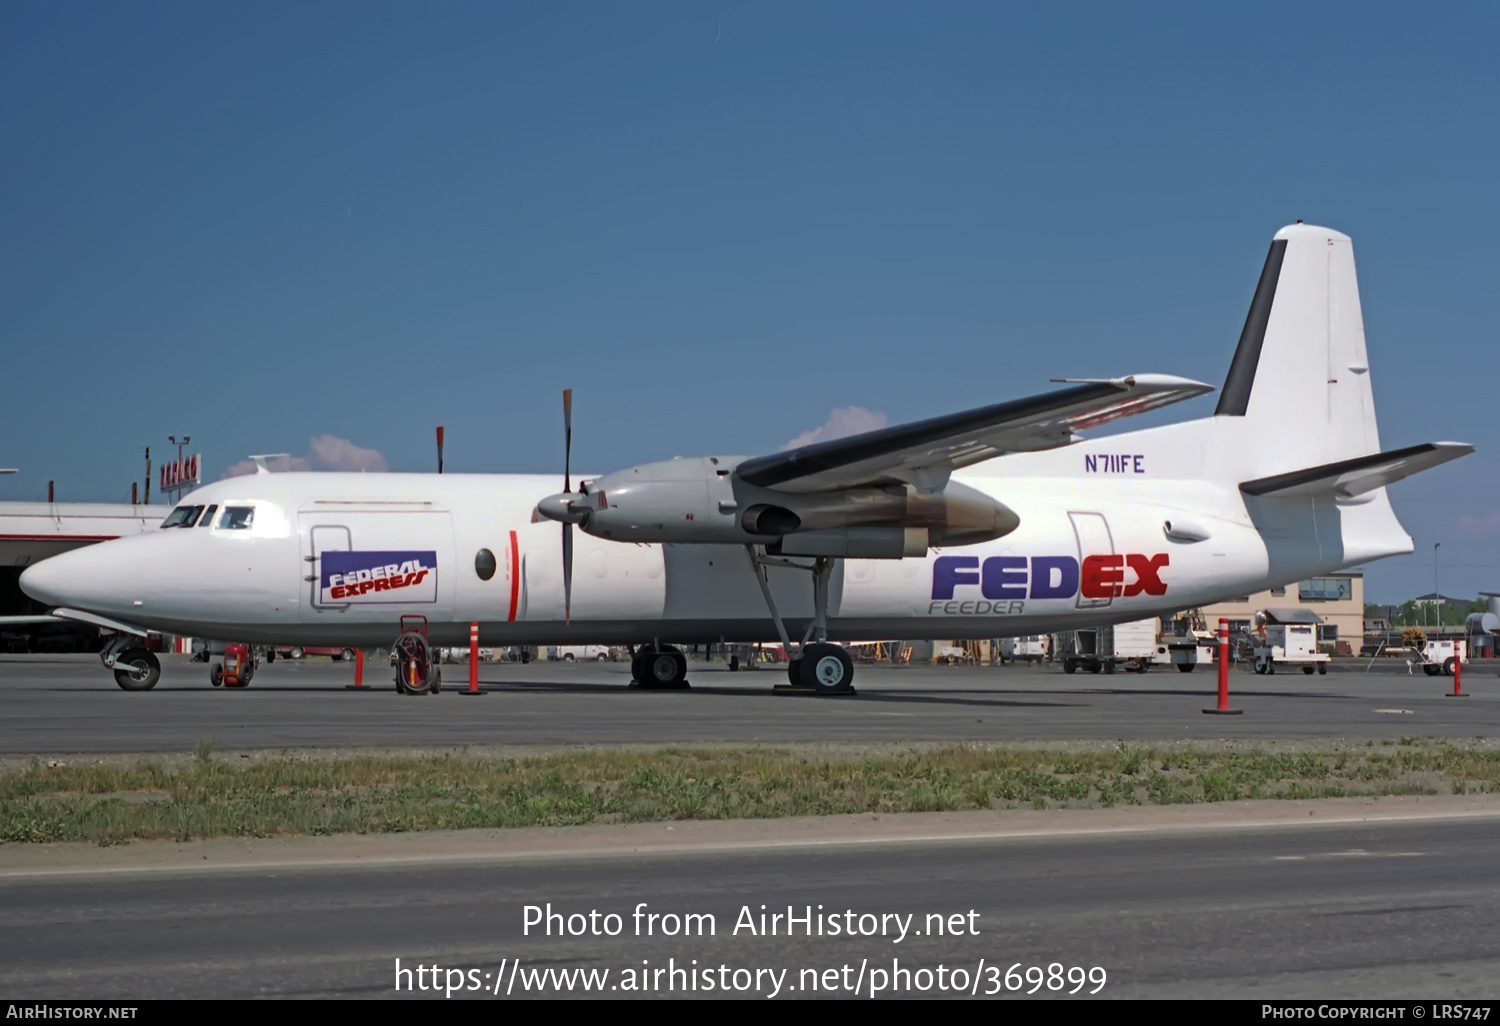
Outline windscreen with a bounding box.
[160,505,204,528]
[219,506,255,530]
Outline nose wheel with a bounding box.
[112,649,161,691]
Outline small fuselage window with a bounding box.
[160,505,205,528]
[219,506,255,530]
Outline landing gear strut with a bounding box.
[746,547,855,695]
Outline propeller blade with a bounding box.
[562,521,573,625]
[563,388,573,494]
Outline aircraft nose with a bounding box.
[19,541,135,612]
[18,554,73,607]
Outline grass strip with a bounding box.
[3,738,1497,846]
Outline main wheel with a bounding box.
[786,657,802,686]
[635,644,688,688]
[798,643,855,693]
[113,649,161,691]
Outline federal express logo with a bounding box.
[321,550,438,604]
[929,553,1168,614]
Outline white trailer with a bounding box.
[1156,633,1217,673]
[1251,616,1331,675]
[1412,637,1467,677]
[1058,619,1158,674]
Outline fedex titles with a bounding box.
[321,550,438,605]
[929,553,1167,614]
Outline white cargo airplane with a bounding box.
[13,224,1472,692]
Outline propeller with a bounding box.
[533,390,590,624]
[562,388,573,625]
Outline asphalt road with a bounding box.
[0,654,1494,754]
[2,812,1496,998]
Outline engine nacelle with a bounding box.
[568,456,1019,554]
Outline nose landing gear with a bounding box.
[100,635,161,691]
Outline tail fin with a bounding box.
[1215,224,1380,473]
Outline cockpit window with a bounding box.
[197,504,218,527]
[160,505,204,528]
[219,506,255,530]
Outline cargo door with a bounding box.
[1068,511,1116,610]
[298,505,456,622]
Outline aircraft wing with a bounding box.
[0,608,149,635]
[734,374,1214,493]
[1239,442,1474,500]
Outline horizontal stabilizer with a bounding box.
[1239,442,1473,500]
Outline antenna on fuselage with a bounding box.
[247,454,290,475]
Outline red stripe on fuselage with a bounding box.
[507,530,520,622]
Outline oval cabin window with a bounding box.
[474,548,497,581]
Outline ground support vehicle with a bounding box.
[1058,619,1159,674]
[1251,620,1330,675]
[1000,635,1049,665]
[1156,632,1216,673]
[554,644,613,662]
[1410,637,1467,677]
[210,643,256,687]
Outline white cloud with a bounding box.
[308,434,389,472]
[221,435,389,478]
[782,406,889,450]
[1457,510,1500,537]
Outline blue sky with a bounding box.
[1,2,1495,603]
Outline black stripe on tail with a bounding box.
[1215,238,1288,417]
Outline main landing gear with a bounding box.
[630,642,688,689]
[100,635,161,691]
[746,547,856,696]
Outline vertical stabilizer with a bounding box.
[1216,224,1380,474]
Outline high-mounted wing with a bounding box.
[734,373,1214,493]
